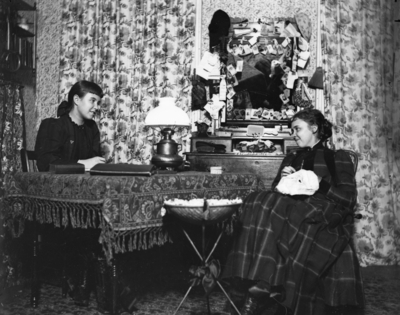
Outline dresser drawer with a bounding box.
[185,153,284,188]
[191,137,233,152]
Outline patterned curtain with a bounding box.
[59,0,195,164]
[320,0,400,265]
[0,83,25,287]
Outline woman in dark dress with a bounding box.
[35,80,106,306]
[223,109,365,315]
[37,80,105,171]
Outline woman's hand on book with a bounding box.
[78,156,105,171]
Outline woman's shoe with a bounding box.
[226,278,253,314]
[258,299,280,315]
[241,296,260,315]
[229,288,246,314]
[241,295,281,315]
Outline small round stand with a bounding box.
[164,199,242,315]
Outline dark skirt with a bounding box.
[222,191,365,315]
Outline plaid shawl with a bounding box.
[222,144,365,315]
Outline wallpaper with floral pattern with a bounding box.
[35,0,63,132]
[392,4,400,265]
[321,0,400,265]
[393,2,400,232]
[32,0,400,266]
[58,0,195,164]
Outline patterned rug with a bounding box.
[0,284,231,315]
[1,265,399,315]
[1,242,399,315]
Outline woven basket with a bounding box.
[164,200,242,226]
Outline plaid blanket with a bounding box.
[222,145,365,315]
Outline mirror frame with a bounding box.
[193,0,324,130]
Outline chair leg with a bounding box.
[72,252,93,307]
[30,217,39,307]
[94,257,112,314]
[61,239,68,297]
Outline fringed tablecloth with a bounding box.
[4,172,262,262]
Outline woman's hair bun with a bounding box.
[321,118,333,140]
[57,100,70,117]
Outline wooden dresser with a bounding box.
[185,128,297,188]
[185,153,283,188]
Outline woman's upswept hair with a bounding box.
[291,108,333,141]
[58,80,103,116]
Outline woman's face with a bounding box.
[74,92,101,120]
[291,118,319,148]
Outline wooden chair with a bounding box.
[342,149,362,220]
[20,148,41,306]
[20,148,70,306]
[323,150,364,312]
[20,148,38,172]
[20,148,109,309]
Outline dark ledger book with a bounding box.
[49,163,85,174]
[89,164,156,176]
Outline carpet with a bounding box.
[1,265,399,315]
[0,243,399,315]
[0,284,231,315]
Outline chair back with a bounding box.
[342,149,358,174]
[341,149,362,219]
[21,148,38,172]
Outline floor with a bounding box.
[0,227,399,315]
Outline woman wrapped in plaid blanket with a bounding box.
[222,109,365,315]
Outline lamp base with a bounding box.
[151,154,184,170]
[154,169,177,174]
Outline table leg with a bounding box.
[178,224,236,315]
[216,280,241,315]
[111,258,118,315]
[206,296,211,314]
[202,224,206,262]
[30,215,39,307]
[181,228,203,261]
[173,284,194,315]
[61,239,68,297]
[202,224,212,315]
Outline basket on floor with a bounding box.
[163,199,242,226]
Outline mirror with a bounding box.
[218,18,312,127]
[194,3,318,129]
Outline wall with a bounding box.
[32,0,400,259]
[28,0,62,149]
[36,0,318,137]
[23,0,35,150]
[394,1,400,224]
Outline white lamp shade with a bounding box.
[145,97,190,128]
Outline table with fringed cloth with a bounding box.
[4,171,262,262]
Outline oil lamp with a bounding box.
[145,97,190,171]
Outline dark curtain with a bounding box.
[0,82,26,290]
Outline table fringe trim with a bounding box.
[4,198,239,264]
[114,227,172,252]
[5,197,174,264]
[6,197,102,228]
